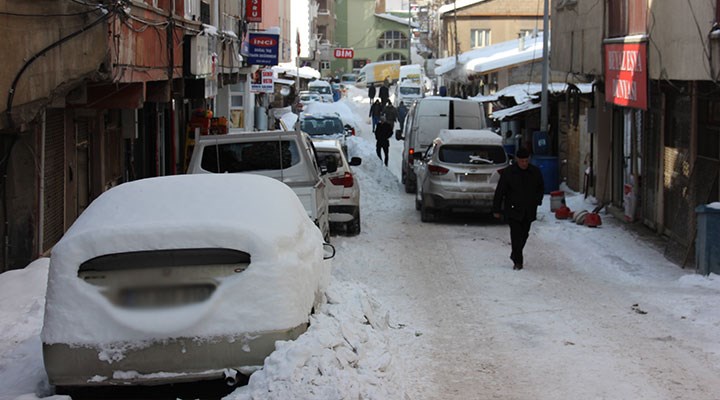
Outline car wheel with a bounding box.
[404,177,415,194]
[346,212,361,235]
[420,202,434,222]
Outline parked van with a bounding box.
[401,97,488,193]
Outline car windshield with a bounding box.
[399,86,421,95]
[309,86,332,95]
[301,117,345,136]
[439,144,507,165]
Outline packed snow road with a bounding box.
[329,91,720,399]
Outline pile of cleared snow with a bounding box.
[226,279,407,399]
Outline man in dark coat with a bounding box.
[397,101,408,133]
[492,147,544,270]
[382,103,397,128]
[378,83,390,105]
[368,83,376,102]
[374,116,393,166]
[369,99,382,132]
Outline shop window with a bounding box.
[608,0,647,37]
[229,80,245,129]
[377,31,408,49]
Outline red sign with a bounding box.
[333,48,355,59]
[250,36,277,47]
[604,42,648,110]
[246,0,262,23]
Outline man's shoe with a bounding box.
[513,264,523,270]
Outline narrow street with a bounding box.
[329,94,720,399]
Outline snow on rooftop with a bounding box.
[435,32,547,77]
[274,63,321,80]
[472,82,594,104]
[437,0,488,15]
[375,13,420,28]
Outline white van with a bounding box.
[401,97,488,193]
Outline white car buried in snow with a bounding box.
[41,174,333,390]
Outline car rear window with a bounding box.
[79,248,251,272]
[316,150,342,169]
[200,140,300,173]
[439,145,507,165]
[301,117,344,136]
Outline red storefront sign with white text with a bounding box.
[604,42,647,110]
[246,0,262,23]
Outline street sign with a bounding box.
[246,0,262,23]
[247,32,279,66]
[333,48,354,59]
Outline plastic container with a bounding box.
[532,156,559,194]
[532,131,550,155]
[695,204,720,275]
[550,190,565,211]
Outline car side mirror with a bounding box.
[349,157,362,166]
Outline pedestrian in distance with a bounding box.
[492,147,544,270]
[379,82,390,106]
[369,99,383,132]
[374,116,393,166]
[397,101,408,133]
[382,102,397,129]
[368,83,376,102]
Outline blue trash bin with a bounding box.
[531,155,559,194]
[695,204,720,275]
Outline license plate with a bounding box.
[457,174,488,183]
[119,284,215,308]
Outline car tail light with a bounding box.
[428,164,449,175]
[350,127,356,136]
[330,172,354,187]
[408,148,414,165]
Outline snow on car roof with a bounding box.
[438,129,503,145]
[58,174,313,255]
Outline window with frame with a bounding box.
[320,61,331,70]
[378,52,407,63]
[184,0,199,20]
[607,0,647,37]
[470,29,491,48]
[377,31,408,49]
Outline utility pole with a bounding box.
[453,0,458,63]
[408,0,412,64]
[540,0,549,132]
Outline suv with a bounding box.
[300,112,352,155]
[401,97,488,193]
[314,139,362,235]
[414,129,508,222]
[187,130,334,241]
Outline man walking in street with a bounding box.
[492,147,544,270]
[368,83,376,103]
[369,99,382,132]
[379,82,390,106]
[374,116,393,166]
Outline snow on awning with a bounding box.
[274,78,296,86]
[472,82,595,104]
[273,64,321,80]
[491,102,541,121]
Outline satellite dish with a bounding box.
[280,86,290,96]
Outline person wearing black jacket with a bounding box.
[492,147,544,270]
[379,83,390,105]
[368,83,376,102]
[374,116,393,166]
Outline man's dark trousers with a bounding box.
[509,218,532,265]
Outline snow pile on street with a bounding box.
[226,280,406,400]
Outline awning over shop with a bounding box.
[473,82,594,104]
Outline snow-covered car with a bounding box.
[414,129,508,222]
[314,139,362,235]
[298,91,323,106]
[41,174,333,390]
[300,112,353,155]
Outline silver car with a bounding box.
[414,129,509,222]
